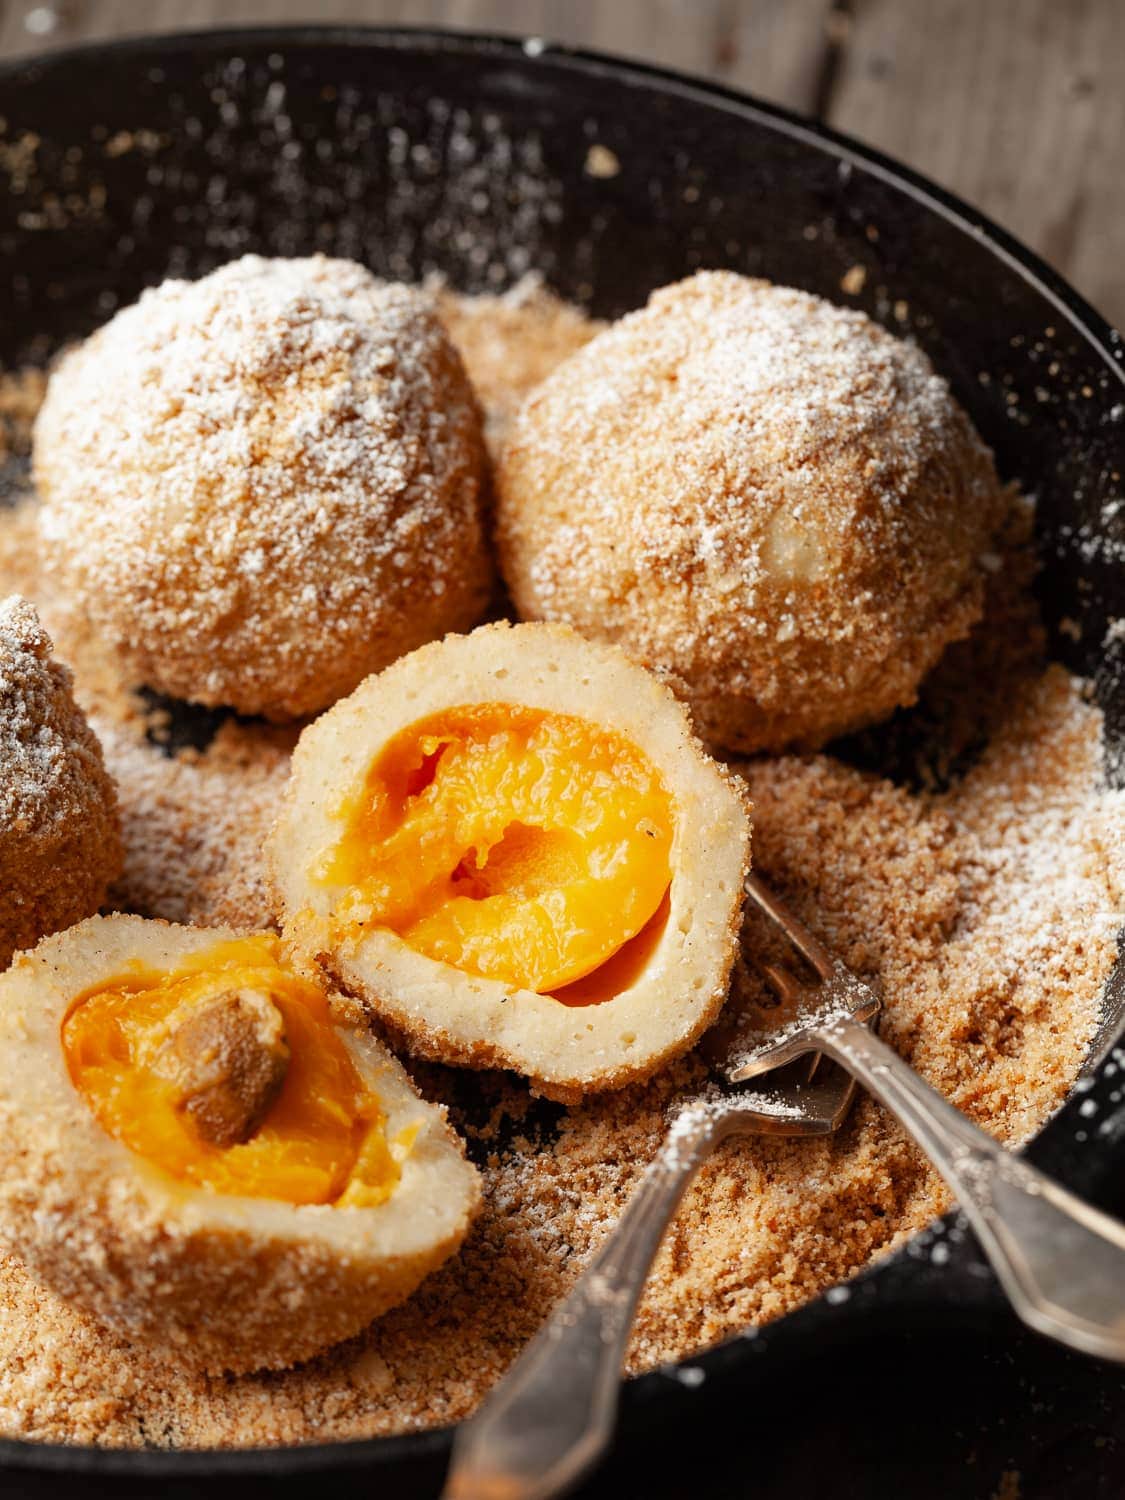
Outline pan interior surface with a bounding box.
[0,25,1123,1482]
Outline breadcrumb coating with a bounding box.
[0,291,1118,1449]
[34,255,492,720]
[268,621,751,1101]
[0,916,481,1375]
[0,595,121,969]
[497,271,1008,752]
[433,274,603,452]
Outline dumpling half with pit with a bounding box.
[0,915,480,1374]
[268,622,751,1102]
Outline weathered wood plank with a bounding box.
[0,1,712,60]
[0,0,832,116]
[828,0,1125,329]
[0,0,1119,329]
[0,0,383,53]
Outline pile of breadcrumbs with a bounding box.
[0,282,1120,1449]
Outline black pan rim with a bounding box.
[0,21,1122,1478]
[1,22,1121,374]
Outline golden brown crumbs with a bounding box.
[432,274,604,455]
[0,368,45,466]
[494,271,1008,753]
[0,286,1120,1448]
[96,718,293,929]
[0,594,122,969]
[33,256,492,721]
[0,497,293,931]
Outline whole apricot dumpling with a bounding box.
[496,271,1008,753]
[34,254,492,720]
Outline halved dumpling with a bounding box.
[268,622,751,1101]
[0,915,480,1374]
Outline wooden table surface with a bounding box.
[0,0,1121,330]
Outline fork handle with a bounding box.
[442,1104,736,1500]
[815,1013,1125,1361]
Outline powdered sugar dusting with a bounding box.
[0,290,1120,1448]
[0,595,70,829]
[432,273,604,452]
[497,270,1007,752]
[0,594,121,967]
[33,254,491,719]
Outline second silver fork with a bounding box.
[735,874,1125,1367]
[443,897,871,1500]
[445,872,1125,1500]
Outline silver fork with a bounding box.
[733,874,1125,1364]
[445,872,1125,1500]
[442,889,874,1500]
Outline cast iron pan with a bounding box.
[1,27,1125,1500]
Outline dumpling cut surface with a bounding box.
[33,254,492,720]
[496,271,1009,753]
[321,704,675,993]
[0,595,121,970]
[268,622,751,1102]
[0,916,481,1374]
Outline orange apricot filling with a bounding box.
[61,934,398,1207]
[319,704,675,994]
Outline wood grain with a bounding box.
[830,0,1125,329]
[0,0,832,114]
[0,0,1119,327]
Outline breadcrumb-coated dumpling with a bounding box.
[34,254,492,721]
[0,596,121,970]
[496,271,1008,753]
[0,915,480,1374]
[267,621,751,1104]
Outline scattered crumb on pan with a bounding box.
[0,288,1121,1448]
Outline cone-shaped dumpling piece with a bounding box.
[0,595,121,970]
